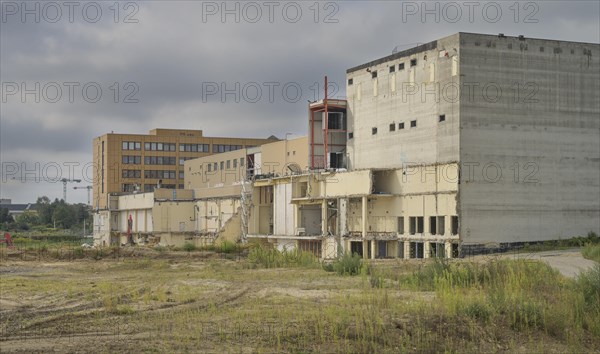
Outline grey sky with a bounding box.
[1,0,599,203]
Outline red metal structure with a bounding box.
[0,232,14,248]
[309,76,348,170]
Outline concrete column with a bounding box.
[339,198,348,236]
[445,241,453,259]
[361,196,368,259]
[371,240,376,259]
[404,241,410,259]
[424,241,431,259]
[321,199,328,235]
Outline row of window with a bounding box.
[122,170,141,179]
[145,142,176,151]
[205,157,245,173]
[121,184,183,193]
[348,59,418,85]
[180,144,210,153]
[144,170,177,179]
[397,216,459,236]
[348,114,446,138]
[122,169,185,180]
[123,155,198,165]
[145,156,176,165]
[213,144,243,153]
[122,142,247,153]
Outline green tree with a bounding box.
[52,201,76,229]
[15,212,40,230]
[0,207,14,224]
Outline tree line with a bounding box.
[0,196,92,232]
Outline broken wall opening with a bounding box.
[299,204,321,235]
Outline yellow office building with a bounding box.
[92,128,277,209]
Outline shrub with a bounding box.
[577,263,600,310]
[463,301,492,323]
[248,245,319,269]
[218,241,238,254]
[332,252,363,276]
[582,243,600,263]
[182,243,196,252]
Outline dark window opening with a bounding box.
[348,78,353,85]
[410,59,417,67]
[430,216,437,235]
[439,114,446,122]
[389,66,395,73]
[351,241,363,257]
[372,127,377,135]
[397,217,404,234]
[371,71,378,79]
[399,122,405,130]
[389,123,396,132]
[451,216,459,235]
[399,63,405,71]
[410,120,417,128]
[438,216,445,236]
[348,132,353,139]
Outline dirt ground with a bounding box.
[0,248,597,353]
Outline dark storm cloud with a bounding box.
[1,0,598,203]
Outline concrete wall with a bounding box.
[260,136,309,175]
[346,33,461,170]
[184,149,246,191]
[458,33,600,244]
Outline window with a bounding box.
[417,217,424,233]
[437,216,445,236]
[371,70,377,79]
[207,164,212,172]
[348,132,353,139]
[399,63,405,71]
[389,66,395,73]
[399,122,405,130]
[122,142,128,150]
[179,171,184,179]
[226,160,231,169]
[240,158,245,167]
[144,142,151,150]
[410,120,417,128]
[389,123,395,132]
[430,216,437,235]
[214,162,218,171]
[372,127,377,135]
[451,216,459,235]
[233,159,238,168]
[439,114,446,122]
[410,59,417,67]
[409,217,416,235]
[397,217,404,234]
[220,161,224,170]
[348,78,353,85]
[328,112,345,130]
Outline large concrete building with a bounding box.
[92,128,277,210]
[94,33,599,259]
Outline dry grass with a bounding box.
[0,248,598,353]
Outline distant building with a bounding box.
[0,199,38,217]
[92,128,278,210]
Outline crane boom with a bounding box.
[73,186,92,205]
[11,177,81,202]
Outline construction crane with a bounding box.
[11,177,81,203]
[73,186,92,205]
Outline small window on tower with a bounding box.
[410,120,417,128]
[410,59,417,67]
[389,123,396,132]
[399,63,405,71]
[389,66,395,73]
[371,70,378,79]
[348,78,353,85]
[372,127,378,135]
[439,114,446,122]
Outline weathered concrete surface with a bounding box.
[500,249,597,278]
